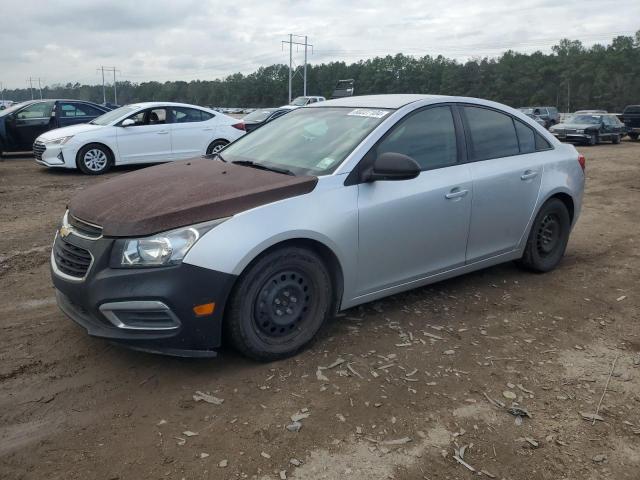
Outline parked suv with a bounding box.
[51,95,584,360]
[0,99,109,156]
[622,105,640,140]
[518,106,560,128]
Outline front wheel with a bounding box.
[588,133,598,146]
[517,198,571,273]
[225,247,333,361]
[612,134,621,144]
[76,144,113,175]
[206,139,229,156]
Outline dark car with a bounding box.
[549,113,625,145]
[518,106,560,128]
[525,113,547,127]
[622,105,640,141]
[242,107,291,133]
[0,99,110,156]
[331,79,355,99]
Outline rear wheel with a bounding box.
[629,132,639,141]
[76,143,113,175]
[225,247,332,361]
[517,198,571,273]
[206,139,229,156]
[612,134,621,144]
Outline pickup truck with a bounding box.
[622,105,640,140]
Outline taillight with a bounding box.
[578,154,586,172]
[232,122,245,131]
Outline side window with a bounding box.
[73,103,104,117]
[173,107,205,123]
[148,108,166,125]
[16,102,54,119]
[463,106,519,161]
[535,132,551,150]
[377,106,458,171]
[126,110,147,126]
[201,111,214,121]
[60,103,80,117]
[514,120,535,154]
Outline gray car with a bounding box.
[51,94,585,360]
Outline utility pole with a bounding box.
[37,78,43,99]
[0,82,4,103]
[28,77,34,99]
[97,66,119,105]
[112,67,118,105]
[281,35,313,103]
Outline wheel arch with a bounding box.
[232,236,345,316]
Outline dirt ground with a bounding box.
[1,141,639,480]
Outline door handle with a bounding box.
[520,170,538,181]
[156,130,169,135]
[445,188,469,200]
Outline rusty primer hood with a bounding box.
[68,159,318,237]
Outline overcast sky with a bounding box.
[1,0,638,89]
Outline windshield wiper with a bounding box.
[231,160,295,176]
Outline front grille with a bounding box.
[53,236,92,279]
[33,141,46,161]
[68,214,103,239]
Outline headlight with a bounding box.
[113,218,228,268]
[43,135,74,145]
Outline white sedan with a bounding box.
[34,102,246,174]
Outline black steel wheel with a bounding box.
[226,246,332,361]
[612,134,621,144]
[517,198,571,273]
[588,133,598,146]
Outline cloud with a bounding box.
[0,0,637,89]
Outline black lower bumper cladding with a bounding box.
[51,233,236,356]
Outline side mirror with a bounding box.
[121,118,135,127]
[363,152,421,182]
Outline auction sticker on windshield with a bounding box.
[347,109,389,119]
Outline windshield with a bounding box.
[222,107,391,176]
[566,114,601,124]
[243,109,275,123]
[90,105,137,125]
[291,97,309,106]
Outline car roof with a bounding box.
[127,102,211,110]
[309,94,449,109]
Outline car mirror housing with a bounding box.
[363,152,421,182]
[121,118,135,127]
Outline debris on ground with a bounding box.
[218,459,228,468]
[193,391,224,405]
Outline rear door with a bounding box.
[115,107,172,164]
[169,107,215,159]
[8,101,55,148]
[356,105,472,295]
[461,105,545,262]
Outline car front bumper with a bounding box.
[34,141,78,168]
[51,232,236,357]
[552,132,592,143]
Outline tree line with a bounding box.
[4,32,640,112]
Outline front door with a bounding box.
[356,105,472,296]
[116,107,172,163]
[461,105,544,262]
[8,101,55,148]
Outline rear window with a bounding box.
[244,109,274,123]
[463,106,519,161]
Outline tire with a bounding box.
[206,139,229,156]
[225,246,333,361]
[612,134,621,144]
[588,133,598,146]
[629,132,639,141]
[517,198,571,273]
[76,143,113,175]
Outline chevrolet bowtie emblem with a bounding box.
[59,225,72,238]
